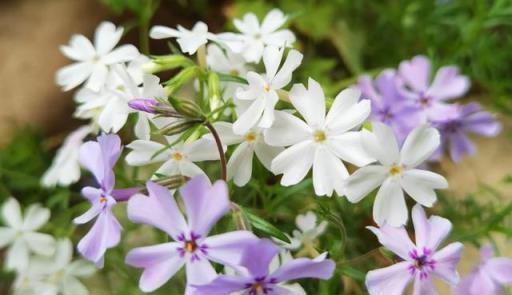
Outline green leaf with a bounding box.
[340,266,366,282]
[216,73,248,85]
[241,208,290,243]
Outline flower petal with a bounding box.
[227,142,254,187]
[186,258,217,285]
[204,231,258,266]
[271,141,315,186]
[427,66,469,101]
[373,178,408,227]
[485,257,512,285]
[263,45,284,80]
[211,122,244,145]
[261,9,287,34]
[365,261,413,295]
[74,203,103,225]
[271,255,335,283]
[61,34,96,61]
[312,147,348,196]
[125,140,168,166]
[344,165,388,203]
[271,49,302,89]
[412,276,439,295]
[363,122,400,166]
[288,78,326,128]
[325,88,371,134]
[264,110,311,147]
[400,125,440,168]
[327,132,375,167]
[2,198,23,229]
[62,276,89,295]
[0,227,15,247]
[192,275,249,295]
[240,239,278,278]
[180,176,230,237]
[24,232,56,256]
[56,62,93,91]
[254,140,283,171]
[184,138,220,162]
[411,204,452,251]
[85,64,109,92]
[233,97,265,135]
[150,25,181,39]
[432,242,463,285]
[401,169,447,208]
[102,45,139,64]
[128,182,187,240]
[94,22,123,55]
[398,55,431,93]
[6,239,29,271]
[367,225,415,260]
[22,204,50,231]
[126,242,185,292]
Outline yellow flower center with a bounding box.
[173,152,183,161]
[245,131,257,142]
[263,83,271,92]
[100,197,107,204]
[230,69,240,76]
[253,282,264,293]
[313,130,327,143]
[389,165,402,176]
[185,241,197,253]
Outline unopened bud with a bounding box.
[158,119,202,136]
[155,175,190,189]
[169,97,203,119]
[128,98,159,113]
[164,66,199,96]
[208,72,222,118]
[143,55,194,74]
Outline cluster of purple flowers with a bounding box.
[358,55,501,162]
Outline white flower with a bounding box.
[41,126,91,187]
[209,121,283,186]
[288,211,328,250]
[344,122,449,226]
[219,9,296,63]
[13,239,96,295]
[125,135,219,178]
[265,78,373,196]
[150,21,216,55]
[56,21,139,91]
[206,44,249,99]
[233,46,303,135]
[0,198,55,271]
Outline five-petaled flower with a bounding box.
[344,122,448,226]
[125,176,258,293]
[266,78,373,196]
[366,204,463,295]
[150,21,215,55]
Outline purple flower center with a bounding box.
[408,247,436,280]
[177,232,208,262]
[244,277,278,295]
[417,94,432,108]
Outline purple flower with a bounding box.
[125,176,258,293]
[366,204,463,295]
[358,70,422,143]
[193,239,335,295]
[431,102,501,162]
[128,98,159,113]
[398,55,470,121]
[453,244,512,295]
[74,134,137,267]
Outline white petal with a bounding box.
[61,34,96,61]
[154,160,180,178]
[102,45,139,64]
[149,25,181,39]
[84,64,109,92]
[56,62,93,91]
[271,141,315,186]
[327,132,375,167]
[125,140,167,166]
[344,165,387,203]
[178,161,207,178]
[22,204,50,231]
[24,232,56,256]
[62,276,89,295]
[325,90,371,134]
[134,114,151,140]
[98,96,130,133]
[233,97,265,135]
[271,49,303,89]
[261,9,287,34]
[263,45,284,80]
[94,21,123,56]
[142,74,166,98]
[184,138,220,162]
[288,78,325,128]
[6,239,29,271]
[258,91,279,129]
[211,122,244,145]
[254,140,284,171]
[0,227,15,247]
[262,30,296,48]
[227,142,254,186]
[264,110,311,147]
[373,178,407,226]
[362,122,400,166]
[234,13,260,35]
[2,198,23,229]
[400,125,440,168]
[312,147,348,196]
[401,169,447,207]
[242,40,265,63]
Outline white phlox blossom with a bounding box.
[288,211,328,250]
[150,21,217,55]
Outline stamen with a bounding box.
[389,165,401,176]
[245,131,257,142]
[173,152,183,161]
[313,130,327,143]
[263,83,271,92]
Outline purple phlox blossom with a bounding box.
[193,239,335,295]
[453,244,512,295]
[125,176,258,294]
[74,134,139,267]
[398,55,470,121]
[366,204,463,295]
[358,69,422,143]
[430,102,501,162]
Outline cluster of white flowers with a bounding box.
[0,198,94,295]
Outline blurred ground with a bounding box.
[0,0,511,294]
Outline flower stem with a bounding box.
[204,122,227,181]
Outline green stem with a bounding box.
[204,122,227,181]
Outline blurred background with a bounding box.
[1,0,512,294]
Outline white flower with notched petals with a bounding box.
[13,239,96,295]
[56,21,139,91]
[125,135,219,178]
[219,9,296,63]
[209,121,283,186]
[206,44,249,99]
[344,122,448,227]
[41,126,91,187]
[150,21,216,55]
[0,198,55,271]
[233,46,303,135]
[289,211,328,250]
[265,78,373,197]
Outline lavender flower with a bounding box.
[431,102,501,162]
[366,204,463,295]
[358,70,422,143]
[193,239,335,295]
[125,176,258,293]
[74,134,138,267]
[453,244,512,295]
[398,55,470,121]
[128,98,159,113]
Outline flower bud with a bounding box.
[208,72,222,119]
[128,98,158,113]
[164,66,200,96]
[169,97,203,119]
[143,55,194,74]
[157,119,202,136]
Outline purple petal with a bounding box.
[452,272,478,295]
[80,186,102,202]
[128,98,158,113]
[480,244,495,263]
[79,134,121,191]
[485,257,512,285]
[469,270,497,295]
[271,254,335,283]
[412,276,438,295]
[127,182,188,240]
[73,203,102,224]
[203,231,258,267]
[365,261,413,295]
[79,141,104,186]
[111,187,141,202]
[412,204,452,251]
[398,55,431,93]
[358,75,380,102]
[185,258,217,285]
[192,276,250,295]
[240,239,279,278]
[427,66,470,101]
[126,242,185,292]
[375,69,402,103]
[448,131,476,163]
[179,176,230,237]
[463,110,502,137]
[367,225,415,260]
[77,209,121,265]
[431,242,464,285]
